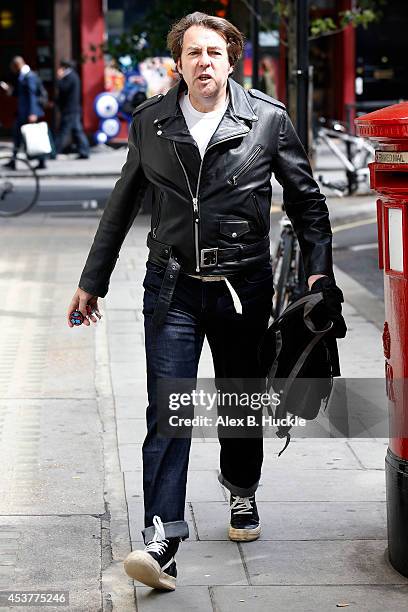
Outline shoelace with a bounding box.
[230,496,254,515]
[145,515,169,555]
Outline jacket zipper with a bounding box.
[152,194,163,238]
[251,193,268,235]
[173,132,251,272]
[228,145,263,186]
[173,141,202,271]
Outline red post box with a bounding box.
[355,102,408,577]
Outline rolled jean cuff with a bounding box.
[218,472,259,497]
[142,520,189,544]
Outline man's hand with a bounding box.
[307,274,326,290]
[309,276,347,338]
[67,288,102,328]
[27,114,38,123]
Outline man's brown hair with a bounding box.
[167,12,244,68]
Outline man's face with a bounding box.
[176,25,233,99]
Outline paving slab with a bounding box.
[0,309,95,399]
[0,516,101,611]
[111,361,148,396]
[105,319,142,335]
[124,470,225,503]
[115,393,148,419]
[136,586,213,611]
[191,501,386,541]
[211,585,408,612]
[0,399,104,515]
[263,439,362,469]
[117,418,148,444]
[242,540,408,585]
[337,303,384,377]
[256,468,385,502]
[347,439,388,470]
[118,444,143,471]
[104,284,141,310]
[175,541,247,586]
[109,341,145,363]
[106,309,138,322]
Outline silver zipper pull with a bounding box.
[192,197,198,212]
[231,176,237,186]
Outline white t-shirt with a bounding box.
[179,91,229,158]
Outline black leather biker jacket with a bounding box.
[79,78,333,297]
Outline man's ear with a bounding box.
[176,58,182,76]
[228,65,233,75]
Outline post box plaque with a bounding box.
[376,151,408,164]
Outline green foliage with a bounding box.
[105,0,226,66]
[269,0,385,41]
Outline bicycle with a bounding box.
[272,213,306,319]
[0,147,39,217]
[315,118,374,197]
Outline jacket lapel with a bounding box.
[155,77,258,150]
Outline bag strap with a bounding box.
[267,295,334,456]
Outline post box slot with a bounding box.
[373,171,408,191]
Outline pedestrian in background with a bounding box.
[0,55,47,170]
[55,59,89,159]
[259,56,277,99]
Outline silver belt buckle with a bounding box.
[200,248,218,268]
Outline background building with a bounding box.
[0,0,407,139]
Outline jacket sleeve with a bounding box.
[273,111,333,279]
[27,74,38,116]
[78,119,148,296]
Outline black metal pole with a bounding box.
[296,0,309,150]
[252,0,259,89]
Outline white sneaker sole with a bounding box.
[124,551,176,591]
[228,524,261,542]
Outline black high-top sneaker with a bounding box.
[228,494,261,542]
[124,516,180,591]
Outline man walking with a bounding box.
[55,59,89,159]
[67,12,345,592]
[1,56,47,170]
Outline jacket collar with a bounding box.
[154,78,258,146]
[156,77,257,122]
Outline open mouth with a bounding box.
[197,74,212,82]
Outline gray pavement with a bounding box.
[0,206,405,612]
[1,146,405,611]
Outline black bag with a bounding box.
[35,74,49,109]
[258,291,336,454]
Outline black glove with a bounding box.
[309,276,347,338]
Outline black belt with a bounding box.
[147,233,270,269]
[147,233,270,326]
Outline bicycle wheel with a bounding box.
[272,231,295,318]
[0,155,39,217]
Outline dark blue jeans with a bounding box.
[141,260,274,543]
[56,112,89,157]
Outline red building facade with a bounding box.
[0,0,104,136]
